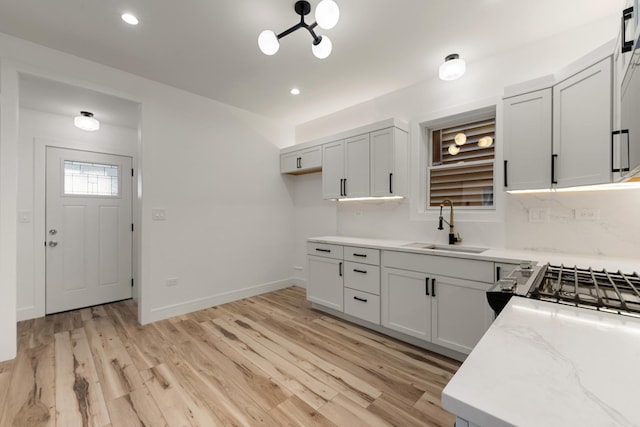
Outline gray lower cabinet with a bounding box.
[381,251,494,355]
[307,242,344,311]
[308,242,498,356]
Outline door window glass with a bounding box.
[64,160,119,196]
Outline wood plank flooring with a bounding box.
[0,286,461,426]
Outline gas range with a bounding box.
[487,263,640,318]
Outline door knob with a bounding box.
[48,241,58,247]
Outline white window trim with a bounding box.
[408,97,506,224]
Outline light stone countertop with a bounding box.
[308,236,640,273]
[441,297,640,427]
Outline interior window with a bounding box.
[428,117,496,208]
[64,160,119,196]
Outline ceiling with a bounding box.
[1,0,623,126]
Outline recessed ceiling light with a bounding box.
[121,13,139,25]
[290,88,300,95]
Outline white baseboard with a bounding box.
[290,277,307,288]
[17,305,42,322]
[147,278,295,323]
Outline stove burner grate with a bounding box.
[530,264,640,316]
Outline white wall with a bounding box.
[291,15,640,283]
[16,108,138,320]
[0,58,19,362]
[0,33,296,361]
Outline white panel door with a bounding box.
[430,275,494,354]
[344,134,370,198]
[503,89,552,190]
[381,267,431,341]
[307,255,343,311]
[322,140,345,199]
[46,147,132,314]
[553,57,612,187]
[370,128,395,196]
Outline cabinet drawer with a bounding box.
[307,242,343,260]
[382,250,494,283]
[344,262,380,295]
[343,246,380,265]
[344,288,380,325]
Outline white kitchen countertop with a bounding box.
[442,298,640,427]
[308,236,640,273]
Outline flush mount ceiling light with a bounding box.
[121,13,139,25]
[439,54,466,81]
[258,0,339,59]
[74,111,100,131]
[290,88,301,95]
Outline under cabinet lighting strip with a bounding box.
[336,196,404,202]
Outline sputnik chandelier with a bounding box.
[258,0,340,59]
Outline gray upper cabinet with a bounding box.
[370,127,408,197]
[321,135,371,199]
[503,89,552,191]
[621,33,640,178]
[553,57,613,188]
[280,145,322,174]
[503,53,614,191]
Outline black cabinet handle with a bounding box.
[315,248,331,253]
[353,296,368,303]
[343,178,347,197]
[297,157,301,169]
[622,7,634,53]
[425,277,430,296]
[551,154,558,184]
[389,173,393,194]
[353,253,367,258]
[353,269,367,274]
[339,262,343,277]
[431,278,436,297]
[496,266,502,281]
[339,179,343,196]
[612,130,631,172]
[503,160,508,188]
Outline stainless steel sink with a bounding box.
[401,242,488,254]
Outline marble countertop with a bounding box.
[308,236,640,273]
[441,298,640,427]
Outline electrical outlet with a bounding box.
[574,208,600,221]
[528,208,550,223]
[166,277,178,286]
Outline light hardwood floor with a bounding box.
[0,286,461,427]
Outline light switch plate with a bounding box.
[152,209,166,221]
[18,211,32,223]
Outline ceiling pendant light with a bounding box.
[315,0,340,30]
[448,144,460,156]
[74,111,100,131]
[478,136,494,147]
[454,132,467,145]
[258,0,339,59]
[439,54,466,81]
